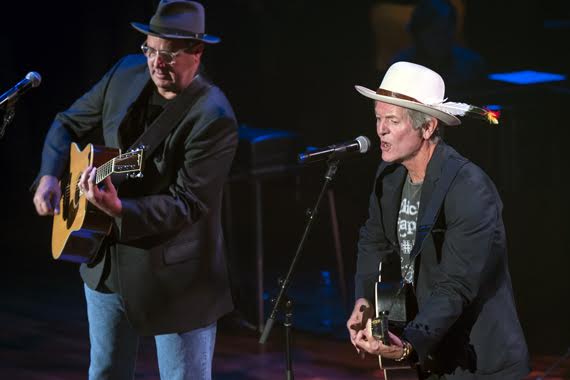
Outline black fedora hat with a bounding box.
[131,0,220,44]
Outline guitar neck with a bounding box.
[92,147,144,184]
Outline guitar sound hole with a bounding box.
[61,174,70,219]
[63,175,81,229]
[74,176,81,205]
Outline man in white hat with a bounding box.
[32,1,236,379]
[346,61,529,379]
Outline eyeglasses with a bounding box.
[140,43,191,64]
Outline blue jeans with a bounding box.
[84,284,216,380]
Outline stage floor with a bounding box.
[0,268,567,380]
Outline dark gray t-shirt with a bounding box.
[397,175,423,284]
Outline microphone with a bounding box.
[298,135,371,163]
[0,72,42,107]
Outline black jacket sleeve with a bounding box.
[36,59,124,181]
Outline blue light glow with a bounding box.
[489,70,566,85]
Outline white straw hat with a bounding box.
[355,61,461,126]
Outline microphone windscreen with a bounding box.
[26,72,42,87]
[355,135,371,153]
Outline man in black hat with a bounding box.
[32,1,237,378]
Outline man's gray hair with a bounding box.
[405,108,440,142]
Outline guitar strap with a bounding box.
[126,74,210,158]
[409,155,468,263]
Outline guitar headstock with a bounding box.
[113,146,144,176]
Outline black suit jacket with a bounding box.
[38,55,238,335]
[355,142,529,379]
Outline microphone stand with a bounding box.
[259,158,341,380]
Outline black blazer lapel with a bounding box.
[377,163,407,247]
[416,142,447,227]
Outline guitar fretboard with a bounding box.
[95,159,115,184]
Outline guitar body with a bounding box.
[52,143,120,263]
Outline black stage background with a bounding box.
[0,0,569,360]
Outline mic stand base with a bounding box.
[284,298,294,380]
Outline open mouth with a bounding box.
[380,141,391,151]
[153,70,170,79]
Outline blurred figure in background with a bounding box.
[390,0,486,90]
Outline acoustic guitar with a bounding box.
[372,281,422,380]
[52,142,144,263]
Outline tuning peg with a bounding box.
[127,145,146,154]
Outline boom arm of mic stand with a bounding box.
[259,160,340,344]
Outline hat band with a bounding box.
[149,23,205,39]
[376,88,422,104]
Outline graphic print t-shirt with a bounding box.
[397,175,423,284]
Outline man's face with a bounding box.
[145,35,202,97]
[375,102,424,164]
